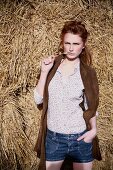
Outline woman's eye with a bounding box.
[65,42,70,45]
[64,42,80,45]
[73,43,79,45]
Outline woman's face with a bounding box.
[63,33,84,59]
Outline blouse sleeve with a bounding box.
[34,87,43,105]
[84,94,99,116]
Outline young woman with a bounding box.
[34,20,102,170]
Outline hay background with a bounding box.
[0,0,113,169]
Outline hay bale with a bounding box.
[0,0,113,169]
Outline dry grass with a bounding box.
[0,0,113,169]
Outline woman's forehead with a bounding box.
[63,33,83,42]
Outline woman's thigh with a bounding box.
[73,161,93,170]
[46,160,64,170]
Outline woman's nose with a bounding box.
[69,45,73,51]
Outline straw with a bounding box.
[0,0,113,169]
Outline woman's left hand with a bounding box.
[77,129,97,143]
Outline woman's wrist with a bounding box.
[90,128,97,135]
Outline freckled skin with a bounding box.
[63,33,84,59]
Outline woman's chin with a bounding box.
[65,54,79,61]
[66,54,76,59]
[67,54,76,59]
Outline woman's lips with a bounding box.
[66,52,75,56]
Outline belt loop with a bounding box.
[53,131,56,137]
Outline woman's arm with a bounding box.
[35,71,48,98]
[34,56,55,105]
[84,94,99,116]
[89,116,97,130]
[77,116,97,142]
[34,72,48,105]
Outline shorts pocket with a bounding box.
[78,140,93,156]
[46,136,59,154]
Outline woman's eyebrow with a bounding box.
[73,42,80,45]
[64,42,80,45]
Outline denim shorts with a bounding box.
[45,129,94,163]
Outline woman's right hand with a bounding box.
[40,55,56,74]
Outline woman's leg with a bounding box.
[46,160,64,170]
[73,161,93,170]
